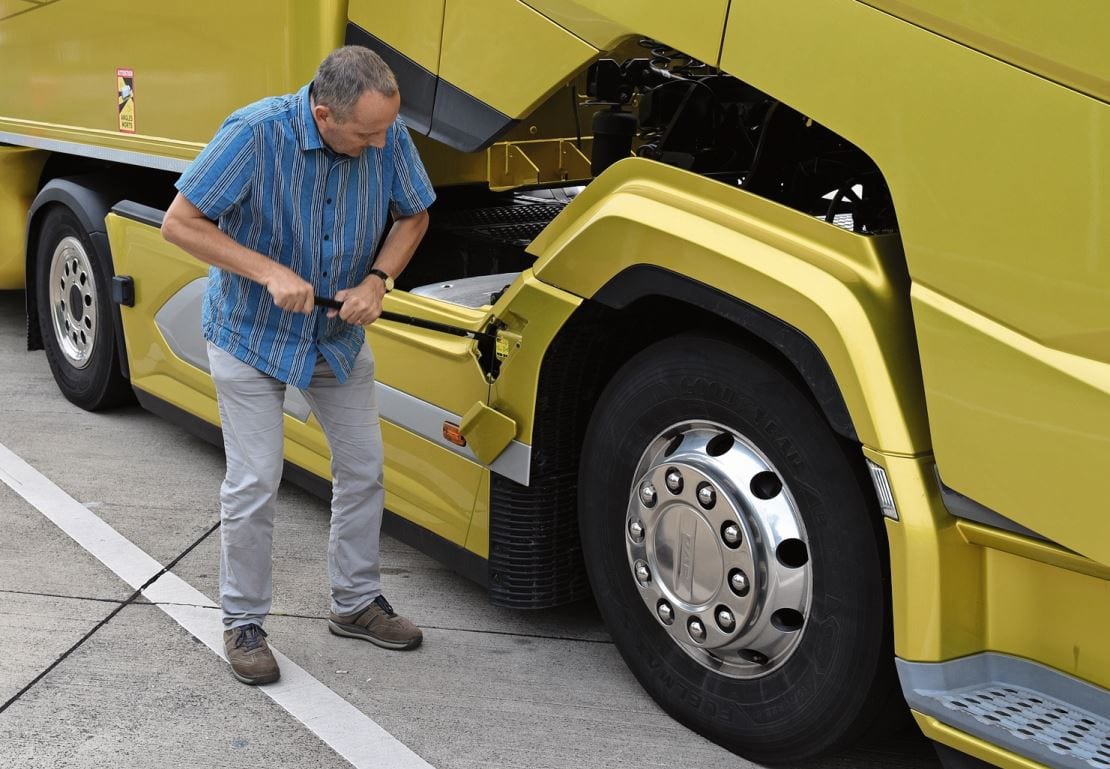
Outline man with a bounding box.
[161,46,434,685]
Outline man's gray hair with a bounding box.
[313,46,398,118]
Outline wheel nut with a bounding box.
[729,569,750,596]
[722,523,742,547]
[716,607,736,632]
[697,483,716,509]
[639,483,657,508]
[657,601,674,625]
[665,469,683,493]
[634,560,651,584]
[688,618,706,642]
[628,519,645,543]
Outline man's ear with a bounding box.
[312,103,331,123]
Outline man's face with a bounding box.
[313,89,401,157]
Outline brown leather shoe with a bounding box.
[329,595,423,650]
[224,624,280,685]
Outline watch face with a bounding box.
[373,269,393,291]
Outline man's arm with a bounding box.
[161,193,316,315]
[332,209,430,325]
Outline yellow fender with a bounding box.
[529,158,929,456]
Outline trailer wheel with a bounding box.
[578,334,902,763]
[35,206,131,410]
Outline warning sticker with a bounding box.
[117,68,135,134]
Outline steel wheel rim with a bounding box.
[48,236,98,370]
[625,420,813,679]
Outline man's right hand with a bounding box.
[264,264,315,315]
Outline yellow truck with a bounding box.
[1,2,1107,767]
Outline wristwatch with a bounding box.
[369,268,394,293]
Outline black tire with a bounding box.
[35,206,132,411]
[578,333,903,764]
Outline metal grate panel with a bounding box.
[929,684,1110,768]
[434,203,566,246]
[436,203,566,227]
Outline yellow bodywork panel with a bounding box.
[369,292,490,421]
[465,470,492,559]
[869,450,984,662]
[522,0,729,66]
[103,216,218,421]
[913,286,1110,565]
[0,1,344,158]
[349,0,444,74]
[0,147,46,288]
[871,447,1110,692]
[529,157,928,455]
[916,713,1052,769]
[438,0,597,119]
[488,269,581,445]
[104,213,484,548]
[971,526,1110,686]
[459,402,517,465]
[722,0,1110,568]
[858,0,1110,103]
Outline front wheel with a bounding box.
[578,334,902,763]
[35,206,132,411]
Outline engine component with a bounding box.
[583,40,897,234]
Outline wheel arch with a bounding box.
[489,161,932,609]
[25,175,130,379]
[592,265,858,442]
[529,157,931,455]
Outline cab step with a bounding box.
[898,654,1110,769]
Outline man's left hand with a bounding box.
[332,278,385,325]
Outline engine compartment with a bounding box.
[405,38,898,304]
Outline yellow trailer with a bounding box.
[1,2,1107,767]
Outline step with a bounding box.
[898,653,1110,769]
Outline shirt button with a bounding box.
[323,271,329,277]
[324,235,330,241]
[326,198,333,204]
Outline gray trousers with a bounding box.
[207,342,384,629]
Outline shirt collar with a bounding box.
[294,82,325,152]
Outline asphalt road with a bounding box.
[0,289,941,769]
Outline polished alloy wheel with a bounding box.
[48,235,98,370]
[625,420,812,678]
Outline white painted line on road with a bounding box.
[0,441,434,769]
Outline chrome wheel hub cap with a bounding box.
[626,421,812,678]
[48,236,98,369]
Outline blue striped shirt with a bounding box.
[176,83,435,388]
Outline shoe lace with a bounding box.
[234,624,268,651]
[373,595,397,617]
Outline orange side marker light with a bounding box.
[443,422,467,447]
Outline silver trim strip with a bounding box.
[897,653,1110,769]
[155,278,311,422]
[155,278,209,372]
[0,131,192,173]
[376,383,531,486]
